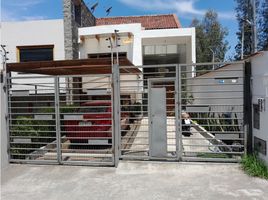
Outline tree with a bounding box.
[259,0,268,50]
[235,0,263,59]
[191,10,229,63]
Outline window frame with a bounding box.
[16,45,54,63]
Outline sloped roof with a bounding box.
[96,14,181,30]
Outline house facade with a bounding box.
[0,0,196,169]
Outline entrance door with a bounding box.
[148,78,178,159]
[149,87,167,157]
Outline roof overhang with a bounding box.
[7,58,140,75]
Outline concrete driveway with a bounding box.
[1,162,268,200]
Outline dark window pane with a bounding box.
[19,48,53,62]
[253,104,260,130]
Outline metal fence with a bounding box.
[119,64,180,160]
[118,62,246,162]
[7,74,114,166]
[179,62,245,162]
[6,62,246,166]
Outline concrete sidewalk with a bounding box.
[1,162,268,200]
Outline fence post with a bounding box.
[112,64,120,167]
[54,76,62,164]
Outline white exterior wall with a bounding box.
[0,20,65,170]
[79,25,195,65]
[251,51,268,165]
[79,24,195,100]
[1,20,65,93]
[1,19,65,63]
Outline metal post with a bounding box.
[112,63,120,167]
[5,72,11,162]
[54,76,62,164]
[175,65,180,161]
[1,45,11,162]
[241,24,244,59]
[178,65,183,161]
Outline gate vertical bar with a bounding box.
[54,76,62,164]
[175,65,180,161]
[178,65,183,160]
[112,64,120,167]
[5,72,11,162]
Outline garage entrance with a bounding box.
[6,59,247,166]
[6,58,135,166]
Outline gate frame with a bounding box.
[178,61,247,162]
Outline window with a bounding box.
[155,45,166,55]
[88,52,127,59]
[144,46,155,55]
[144,45,179,56]
[253,104,260,129]
[215,77,239,84]
[167,45,177,54]
[74,3,81,25]
[17,45,54,62]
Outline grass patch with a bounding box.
[241,154,268,179]
[197,153,230,159]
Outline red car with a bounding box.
[64,101,129,145]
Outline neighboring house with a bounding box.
[186,63,244,142]
[250,51,268,165]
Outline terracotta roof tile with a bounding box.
[96,14,181,30]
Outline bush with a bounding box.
[241,154,268,179]
[11,116,55,159]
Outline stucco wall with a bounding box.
[1,19,65,63]
[251,51,268,165]
[79,25,195,66]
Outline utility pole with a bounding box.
[251,0,258,53]
[107,30,121,167]
[209,48,215,70]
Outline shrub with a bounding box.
[241,154,268,179]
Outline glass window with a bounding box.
[155,45,166,55]
[144,46,155,55]
[167,45,177,54]
[18,46,54,62]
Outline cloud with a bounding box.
[119,0,235,20]
[1,0,47,21]
[4,0,44,8]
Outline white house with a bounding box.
[250,51,268,165]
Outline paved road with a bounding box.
[2,162,268,200]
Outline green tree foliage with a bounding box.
[235,0,255,59]
[191,10,229,63]
[259,0,268,50]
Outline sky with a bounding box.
[1,0,238,58]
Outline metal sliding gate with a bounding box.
[119,62,246,162]
[7,62,246,166]
[7,73,115,166]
